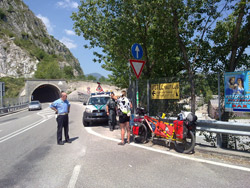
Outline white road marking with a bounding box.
[0,116,53,143]
[67,165,81,188]
[85,127,250,172]
[37,107,55,118]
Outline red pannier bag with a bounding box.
[133,126,139,135]
[173,120,187,139]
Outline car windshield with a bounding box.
[88,97,109,105]
[30,101,40,105]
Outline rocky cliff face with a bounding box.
[0,0,83,78]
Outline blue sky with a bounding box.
[22,0,111,78]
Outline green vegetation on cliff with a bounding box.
[0,77,25,98]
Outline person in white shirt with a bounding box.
[116,90,132,145]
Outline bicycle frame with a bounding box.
[132,108,197,154]
[143,115,177,141]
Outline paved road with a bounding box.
[0,102,250,188]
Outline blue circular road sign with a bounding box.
[131,43,143,60]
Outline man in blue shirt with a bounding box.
[50,92,71,145]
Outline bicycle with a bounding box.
[131,107,197,154]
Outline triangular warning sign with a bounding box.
[96,82,103,92]
[129,59,145,79]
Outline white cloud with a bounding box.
[36,14,54,33]
[64,29,76,36]
[60,37,77,49]
[56,0,78,9]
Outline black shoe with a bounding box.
[58,141,64,145]
[65,140,72,143]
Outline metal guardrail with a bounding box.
[196,120,250,136]
[0,103,29,115]
[167,117,250,136]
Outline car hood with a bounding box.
[86,104,106,111]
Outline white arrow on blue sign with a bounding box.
[131,43,143,60]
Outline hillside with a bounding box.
[0,0,83,78]
[86,73,104,80]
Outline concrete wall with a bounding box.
[24,79,67,100]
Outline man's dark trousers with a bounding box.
[108,110,116,130]
[56,114,69,143]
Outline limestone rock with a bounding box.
[0,0,83,78]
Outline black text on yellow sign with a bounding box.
[151,82,180,99]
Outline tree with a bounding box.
[86,75,97,81]
[208,0,250,73]
[169,0,228,113]
[99,76,107,83]
[35,58,63,79]
[71,0,182,88]
[72,0,250,114]
[63,66,75,79]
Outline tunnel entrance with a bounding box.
[32,84,60,103]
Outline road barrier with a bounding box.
[196,120,250,136]
[0,103,28,115]
[166,117,250,137]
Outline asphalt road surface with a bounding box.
[0,102,250,188]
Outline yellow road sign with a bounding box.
[151,82,179,99]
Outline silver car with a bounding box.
[28,101,42,111]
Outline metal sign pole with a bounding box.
[136,79,139,108]
[0,86,2,108]
[218,73,221,120]
[217,73,222,148]
[147,80,150,115]
[0,82,3,107]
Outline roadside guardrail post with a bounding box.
[216,133,222,148]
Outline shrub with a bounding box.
[0,77,25,97]
[0,9,6,20]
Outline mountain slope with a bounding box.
[86,73,104,80]
[0,0,83,78]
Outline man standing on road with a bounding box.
[50,92,71,145]
[106,92,117,131]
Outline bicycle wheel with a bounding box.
[174,131,195,154]
[133,123,147,144]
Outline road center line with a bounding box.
[85,127,250,172]
[68,165,81,188]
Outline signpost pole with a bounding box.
[136,79,139,108]
[218,73,221,120]
[147,80,150,115]
[0,82,3,108]
[217,73,222,148]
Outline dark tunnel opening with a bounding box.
[32,84,60,103]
